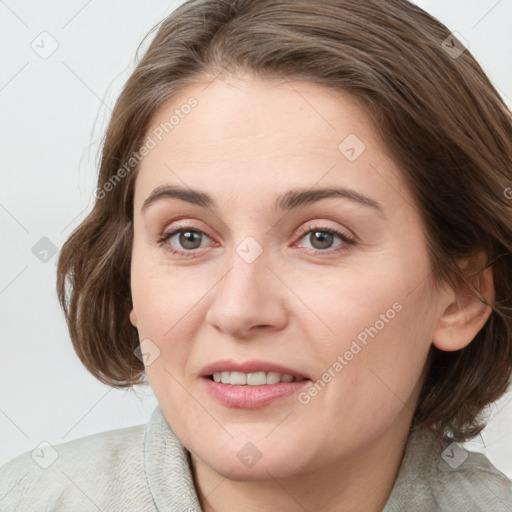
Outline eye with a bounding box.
[295,224,356,254]
[158,226,212,257]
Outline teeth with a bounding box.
[246,372,266,385]
[230,371,247,385]
[266,372,281,384]
[211,371,303,385]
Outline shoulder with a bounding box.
[431,443,512,510]
[387,428,512,511]
[0,422,155,512]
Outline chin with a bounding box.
[201,451,305,481]
[191,438,315,481]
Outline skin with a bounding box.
[129,75,494,511]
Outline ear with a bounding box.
[432,252,495,352]
[129,308,138,328]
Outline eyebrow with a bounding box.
[141,185,385,216]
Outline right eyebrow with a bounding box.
[142,185,214,213]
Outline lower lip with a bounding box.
[201,377,311,408]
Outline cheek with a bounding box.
[130,250,210,341]
[291,257,435,425]
[129,255,206,406]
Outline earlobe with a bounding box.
[432,256,494,352]
[129,308,138,328]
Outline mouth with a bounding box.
[200,359,311,383]
[199,359,312,408]
[208,371,306,385]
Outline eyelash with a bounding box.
[157,223,356,258]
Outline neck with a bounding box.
[190,418,412,512]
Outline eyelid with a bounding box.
[294,222,355,241]
[160,219,214,240]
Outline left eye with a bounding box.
[295,226,355,252]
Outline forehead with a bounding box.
[143,76,377,159]
[134,76,411,215]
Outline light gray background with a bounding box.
[1,0,511,481]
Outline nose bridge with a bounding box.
[216,239,272,311]
[205,237,288,336]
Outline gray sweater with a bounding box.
[0,405,511,511]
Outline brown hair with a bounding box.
[57,0,512,442]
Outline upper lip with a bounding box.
[200,359,311,380]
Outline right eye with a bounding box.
[158,226,213,257]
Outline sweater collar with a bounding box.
[145,405,202,511]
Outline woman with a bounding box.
[1,0,511,510]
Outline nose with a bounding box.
[204,247,289,339]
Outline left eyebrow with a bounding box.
[275,187,385,217]
[141,185,385,217]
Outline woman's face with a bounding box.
[129,76,450,479]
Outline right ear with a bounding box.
[129,308,138,328]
